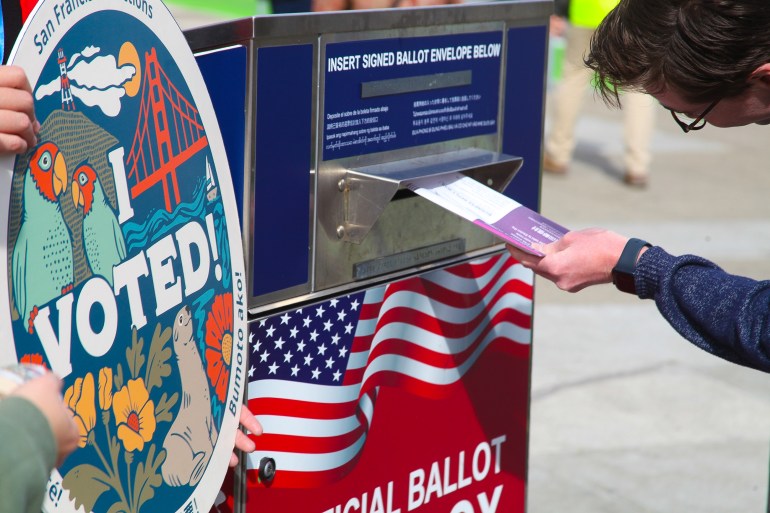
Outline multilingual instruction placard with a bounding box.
[323,31,502,160]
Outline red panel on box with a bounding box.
[226,254,532,513]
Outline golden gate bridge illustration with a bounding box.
[125,48,209,212]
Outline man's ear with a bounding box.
[749,63,770,87]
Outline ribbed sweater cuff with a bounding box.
[634,246,676,300]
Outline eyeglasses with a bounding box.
[669,98,720,133]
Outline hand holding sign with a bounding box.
[0,65,39,154]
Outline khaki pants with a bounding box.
[545,25,656,176]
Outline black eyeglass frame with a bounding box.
[669,98,720,133]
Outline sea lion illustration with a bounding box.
[161,305,219,487]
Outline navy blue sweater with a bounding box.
[635,246,770,371]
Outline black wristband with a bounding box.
[611,238,651,294]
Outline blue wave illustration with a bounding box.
[123,179,207,251]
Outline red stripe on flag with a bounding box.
[253,425,366,454]
[357,338,528,399]
[249,397,358,420]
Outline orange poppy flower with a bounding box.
[98,367,113,411]
[205,292,233,403]
[64,373,97,448]
[112,378,156,452]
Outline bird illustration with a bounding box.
[12,142,73,334]
[71,163,126,286]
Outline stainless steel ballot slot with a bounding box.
[331,149,520,245]
[186,1,549,314]
[319,148,522,285]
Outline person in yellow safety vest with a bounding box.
[543,0,657,187]
[570,0,618,28]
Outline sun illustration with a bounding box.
[118,41,141,97]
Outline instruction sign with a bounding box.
[323,31,502,160]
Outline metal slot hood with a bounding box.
[335,147,523,243]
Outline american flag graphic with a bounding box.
[245,253,533,487]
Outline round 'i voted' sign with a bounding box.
[1,1,248,512]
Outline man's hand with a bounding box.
[229,405,263,467]
[0,66,39,155]
[507,228,630,292]
[12,372,79,467]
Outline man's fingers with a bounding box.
[0,132,35,155]
[234,429,256,453]
[0,66,33,93]
[239,405,263,435]
[0,85,35,118]
[506,244,544,267]
[230,429,256,468]
[0,109,38,153]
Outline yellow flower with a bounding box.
[112,378,156,452]
[64,373,97,448]
[98,367,113,411]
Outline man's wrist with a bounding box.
[612,238,651,294]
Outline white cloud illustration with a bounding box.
[34,77,60,100]
[33,46,137,117]
[70,84,126,117]
[69,55,135,90]
[68,45,100,67]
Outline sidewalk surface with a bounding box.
[168,5,770,512]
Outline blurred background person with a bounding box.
[543,0,656,188]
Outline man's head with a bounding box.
[586,0,770,128]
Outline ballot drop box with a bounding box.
[186,2,550,512]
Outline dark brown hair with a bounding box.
[585,0,770,107]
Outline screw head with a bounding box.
[258,457,276,483]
